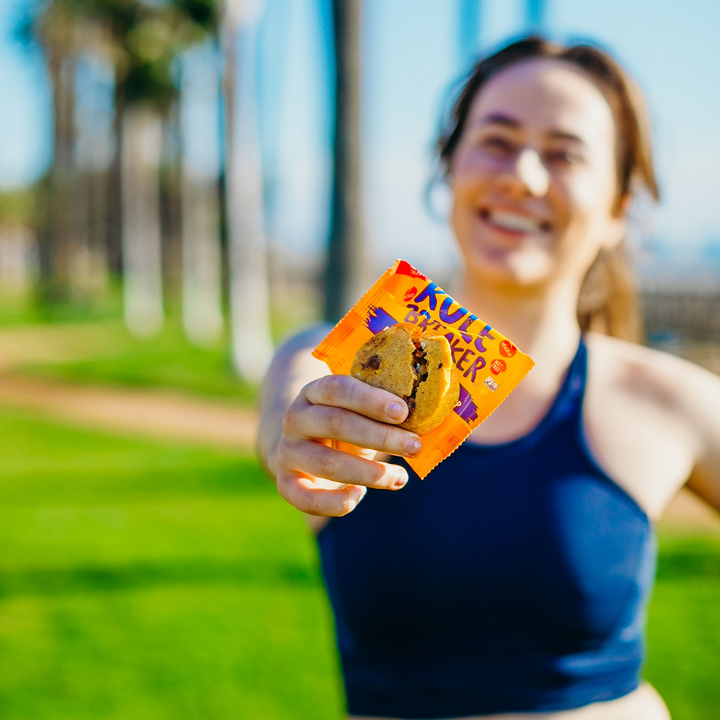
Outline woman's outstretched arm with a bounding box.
[257,325,422,517]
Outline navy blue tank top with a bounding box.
[317,339,656,718]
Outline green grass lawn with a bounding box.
[0,408,344,720]
[0,406,718,719]
[645,534,720,719]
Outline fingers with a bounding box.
[303,375,409,424]
[279,438,409,490]
[285,375,422,458]
[289,404,421,458]
[277,459,409,517]
[275,373,417,518]
[277,473,367,517]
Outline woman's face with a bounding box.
[449,58,626,290]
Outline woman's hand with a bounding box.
[276,374,422,517]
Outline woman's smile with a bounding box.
[477,207,553,237]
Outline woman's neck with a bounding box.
[455,272,583,380]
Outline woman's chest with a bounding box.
[321,442,654,647]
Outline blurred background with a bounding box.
[0,0,719,718]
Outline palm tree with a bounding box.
[98,0,219,336]
[221,0,274,382]
[120,104,166,335]
[31,0,220,334]
[33,1,78,292]
[179,42,224,346]
[323,0,366,324]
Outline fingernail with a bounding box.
[386,401,405,420]
[393,470,409,489]
[405,437,421,456]
[354,486,367,504]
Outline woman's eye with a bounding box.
[545,148,584,166]
[480,136,515,155]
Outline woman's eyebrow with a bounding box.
[476,112,521,129]
[474,113,587,145]
[548,129,586,145]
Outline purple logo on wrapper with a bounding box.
[454,384,479,424]
[366,306,398,334]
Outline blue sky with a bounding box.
[2,0,720,274]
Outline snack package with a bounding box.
[313,260,534,479]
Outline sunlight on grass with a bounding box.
[0,408,344,720]
[0,407,718,719]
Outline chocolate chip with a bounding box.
[363,354,381,370]
[437,363,443,369]
[406,398,416,411]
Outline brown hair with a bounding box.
[437,37,659,341]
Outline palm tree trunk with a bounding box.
[179,46,224,347]
[222,0,274,382]
[48,49,77,289]
[106,66,125,275]
[181,168,224,346]
[323,0,366,323]
[121,106,165,337]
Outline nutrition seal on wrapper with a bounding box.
[313,260,535,478]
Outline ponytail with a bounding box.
[577,243,642,342]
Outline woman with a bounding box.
[258,38,720,719]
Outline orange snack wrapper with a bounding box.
[313,260,534,478]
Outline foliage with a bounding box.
[27,0,221,109]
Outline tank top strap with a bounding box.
[540,335,588,430]
[567,335,588,402]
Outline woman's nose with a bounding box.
[505,148,550,197]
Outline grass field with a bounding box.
[0,405,718,719]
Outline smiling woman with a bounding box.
[257,37,720,720]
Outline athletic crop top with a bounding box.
[317,339,657,719]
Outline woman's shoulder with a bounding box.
[584,331,720,425]
[581,333,720,517]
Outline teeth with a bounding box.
[488,210,542,233]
